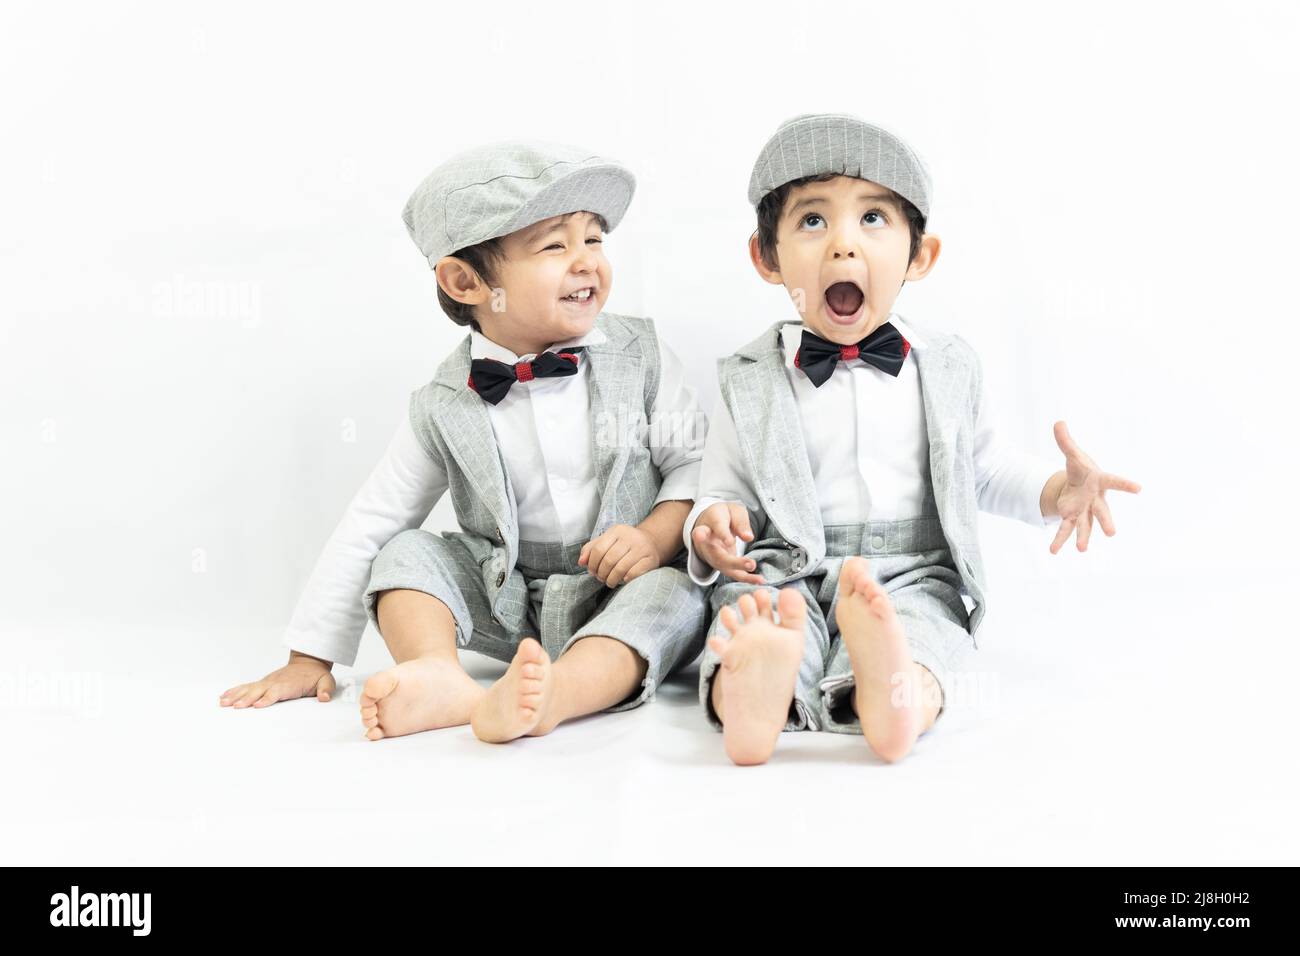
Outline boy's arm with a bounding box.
[964,339,1062,526]
[578,339,704,586]
[634,498,693,565]
[645,338,707,506]
[281,412,449,666]
[683,393,766,586]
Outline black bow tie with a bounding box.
[468,347,585,405]
[794,323,909,387]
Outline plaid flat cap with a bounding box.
[402,141,636,267]
[747,113,933,219]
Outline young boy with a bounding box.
[221,141,710,743]
[687,113,1142,766]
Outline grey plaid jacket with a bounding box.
[406,311,675,635]
[717,318,994,642]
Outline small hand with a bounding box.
[579,524,659,587]
[691,502,763,584]
[219,651,336,708]
[1049,420,1142,554]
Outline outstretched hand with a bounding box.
[1049,420,1141,554]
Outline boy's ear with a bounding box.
[434,256,493,306]
[748,231,784,285]
[904,233,942,282]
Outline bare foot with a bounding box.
[707,588,806,766]
[359,656,484,741]
[470,638,556,743]
[834,556,935,762]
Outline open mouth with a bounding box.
[561,286,596,304]
[823,281,865,322]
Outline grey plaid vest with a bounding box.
[407,311,665,632]
[719,319,993,642]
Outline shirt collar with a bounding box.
[779,314,925,370]
[470,325,608,364]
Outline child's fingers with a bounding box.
[707,635,727,657]
[1076,508,1093,551]
[727,503,754,541]
[595,540,632,582]
[1049,517,1075,555]
[315,672,336,701]
[232,683,267,708]
[753,587,773,620]
[717,550,762,584]
[584,540,609,576]
[700,512,735,550]
[697,536,755,576]
[606,549,648,587]
[617,555,656,586]
[719,605,739,633]
[1103,472,1142,495]
[1095,496,1116,536]
[253,687,282,707]
[707,543,756,572]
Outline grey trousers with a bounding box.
[699,518,975,733]
[364,529,708,713]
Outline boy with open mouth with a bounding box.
[687,113,1143,765]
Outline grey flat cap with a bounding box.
[748,113,933,219]
[402,141,636,267]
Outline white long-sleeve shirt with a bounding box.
[283,325,705,666]
[683,316,1059,586]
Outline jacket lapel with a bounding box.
[583,316,640,536]
[428,337,517,549]
[726,322,825,556]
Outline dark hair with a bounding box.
[754,173,927,273]
[435,211,611,331]
[436,237,506,331]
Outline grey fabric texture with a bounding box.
[699,514,974,734]
[366,532,706,713]
[363,311,707,709]
[402,141,636,267]
[747,112,933,218]
[709,316,991,642]
[695,315,999,732]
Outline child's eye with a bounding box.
[543,243,564,251]
[863,209,889,227]
[800,213,825,229]
[586,236,603,245]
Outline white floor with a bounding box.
[6,576,1296,866]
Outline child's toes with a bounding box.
[775,587,808,634]
[838,556,871,596]
[516,637,547,666]
[362,670,399,704]
[737,593,758,621]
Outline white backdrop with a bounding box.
[3,0,1298,865]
